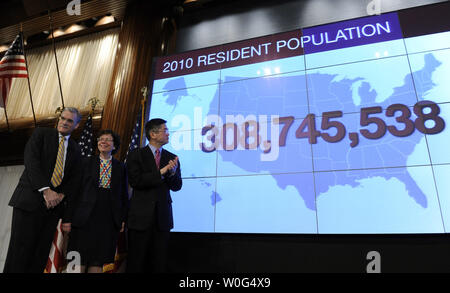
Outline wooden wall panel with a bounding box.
[101,1,177,160]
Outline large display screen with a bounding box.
[148,3,450,234]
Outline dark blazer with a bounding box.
[126,146,182,231]
[8,127,81,222]
[71,155,129,229]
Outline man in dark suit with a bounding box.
[126,118,182,273]
[3,107,82,273]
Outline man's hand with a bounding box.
[43,189,60,209]
[43,190,65,209]
[168,157,179,174]
[160,157,178,176]
[61,222,71,233]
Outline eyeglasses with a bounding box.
[152,128,169,134]
[97,137,114,142]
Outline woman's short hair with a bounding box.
[97,129,120,155]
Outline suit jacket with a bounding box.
[126,146,182,231]
[71,155,129,229]
[9,127,82,222]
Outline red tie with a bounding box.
[155,149,160,169]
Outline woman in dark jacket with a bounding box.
[68,129,128,273]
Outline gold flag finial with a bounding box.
[88,97,100,113]
[55,106,63,115]
[141,86,148,101]
[54,107,64,127]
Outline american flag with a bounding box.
[78,113,94,157]
[125,107,143,162]
[0,34,28,108]
[44,219,66,273]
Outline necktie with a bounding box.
[155,149,161,169]
[51,136,65,187]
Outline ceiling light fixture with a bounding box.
[64,23,86,34]
[95,15,115,27]
[0,44,9,52]
[47,28,65,39]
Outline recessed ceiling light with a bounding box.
[95,15,115,27]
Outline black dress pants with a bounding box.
[126,222,170,273]
[3,206,61,273]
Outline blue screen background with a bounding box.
[149,26,450,234]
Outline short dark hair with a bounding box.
[97,129,120,155]
[145,118,167,140]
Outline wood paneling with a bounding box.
[0,0,129,45]
[0,1,178,166]
[100,0,177,160]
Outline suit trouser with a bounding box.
[3,206,61,273]
[126,223,170,273]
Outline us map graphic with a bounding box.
[149,9,450,234]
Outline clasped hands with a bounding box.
[43,188,64,209]
[160,156,178,176]
[43,189,71,232]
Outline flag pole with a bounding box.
[139,86,148,146]
[48,10,65,109]
[1,46,10,130]
[2,103,11,132]
[20,24,37,127]
[1,40,10,131]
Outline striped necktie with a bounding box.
[155,149,161,169]
[50,136,65,187]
